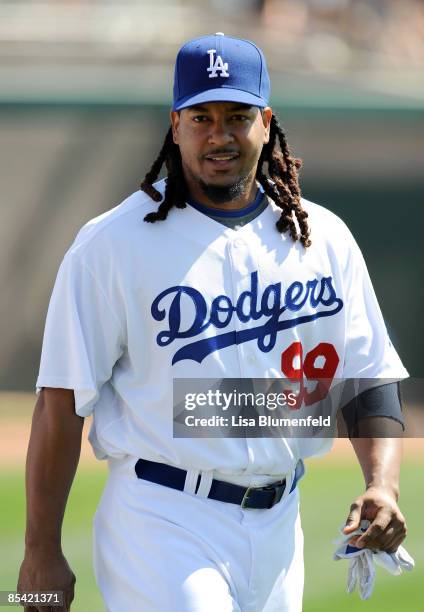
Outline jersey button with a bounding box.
[247,354,257,363]
[234,239,244,248]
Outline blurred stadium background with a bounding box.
[0,1,423,610]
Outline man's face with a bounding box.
[170,102,272,203]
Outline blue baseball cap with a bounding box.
[172,33,270,111]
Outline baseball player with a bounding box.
[18,33,408,612]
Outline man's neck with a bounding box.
[185,174,259,211]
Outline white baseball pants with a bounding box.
[93,457,304,612]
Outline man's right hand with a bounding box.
[17,549,76,612]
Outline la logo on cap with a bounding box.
[207,33,229,79]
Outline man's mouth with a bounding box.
[203,152,240,167]
[205,154,239,160]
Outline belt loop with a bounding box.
[195,470,214,498]
[282,458,305,501]
[184,469,200,494]
[280,466,295,502]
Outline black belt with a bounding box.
[135,458,298,509]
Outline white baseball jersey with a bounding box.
[36,179,408,477]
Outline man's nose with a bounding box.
[208,119,235,145]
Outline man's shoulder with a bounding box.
[68,180,166,256]
[266,193,351,237]
[299,196,357,245]
[300,197,348,230]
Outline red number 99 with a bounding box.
[281,342,339,408]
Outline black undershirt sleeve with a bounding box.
[341,382,405,437]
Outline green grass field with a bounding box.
[1,457,422,611]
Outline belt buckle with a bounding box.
[241,485,255,509]
[241,479,286,509]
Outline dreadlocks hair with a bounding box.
[140,112,311,247]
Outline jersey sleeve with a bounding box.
[342,231,408,381]
[36,251,125,417]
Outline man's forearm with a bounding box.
[25,389,84,552]
[350,418,403,501]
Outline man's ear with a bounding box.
[170,110,181,144]
[262,107,273,144]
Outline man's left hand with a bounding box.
[342,486,407,553]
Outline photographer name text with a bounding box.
[184,415,332,427]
